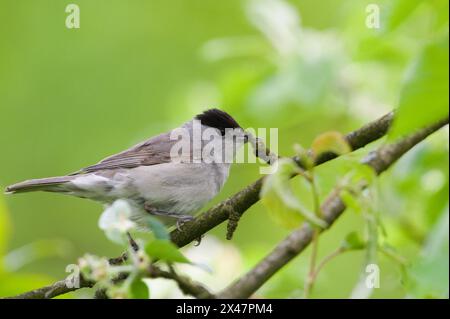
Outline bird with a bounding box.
[5,109,248,230]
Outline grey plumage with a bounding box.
[5,175,75,194]
[74,132,175,174]
[5,109,247,228]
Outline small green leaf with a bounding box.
[294,144,314,170]
[349,163,377,185]
[340,190,363,214]
[261,187,304,229]
[261,159,327,229]
[145,240,190,264]
[339,163,377,215]
[145,215,170,240]
[341,232,366,250]
[389,36,449,139]
[311,131,351,159]
[129,276,150,299]
[405,210,449,298]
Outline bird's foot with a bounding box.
[144,202,194,231]
[176,215,194,232]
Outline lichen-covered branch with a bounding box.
[3,276,94,299]
[217,116,448,299]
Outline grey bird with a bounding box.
[5,109,248,229]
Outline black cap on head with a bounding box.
[195,108,241,135]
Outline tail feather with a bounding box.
[5,176,75,194]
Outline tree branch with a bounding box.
[149,265,215,299]
[3,276,94,299]
[217,116,449,298]
[3,111,396,299]
[92,264,215,299]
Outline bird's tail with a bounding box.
[5,176,75,194]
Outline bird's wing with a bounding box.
[73,132,178,174]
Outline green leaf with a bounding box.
[260,159,327,229]
[383,0,422,32]
[144,240,190,264]
[261,187,304,229]
[311,131,351,159]
[349,163,377,186]
[128,276,150,299]
[145,215,170,240]
[341,232,366,250]
[339,163,377,215]
[340,190,363,214]
[293,144,314,170]
[406,209,449,298]
[389,36,449,139]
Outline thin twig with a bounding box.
[304,170,321,298]
[304,230,319,298]
[310,246,346,288]
[149,265,215,299]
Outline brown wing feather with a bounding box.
[73,132,176,174]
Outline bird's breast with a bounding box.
[124,162,230,214]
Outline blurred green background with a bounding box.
[0,0,448,298]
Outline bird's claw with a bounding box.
[193,234,204,246]
[176,216,194,231]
